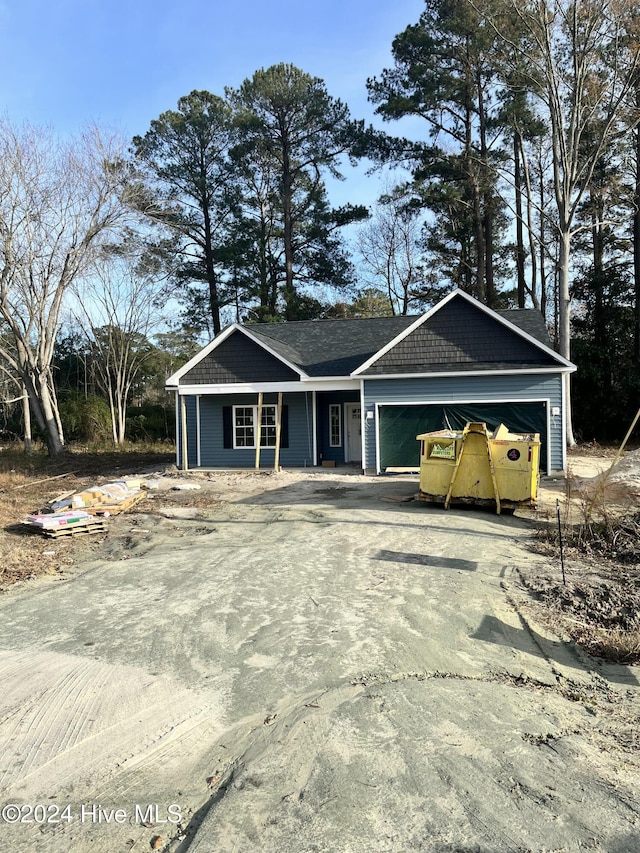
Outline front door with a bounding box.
[345,404,362,464]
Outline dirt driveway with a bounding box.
[1,468,639,852]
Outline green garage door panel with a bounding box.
[379,402,548,471]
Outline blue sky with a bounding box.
[0,0,426,208]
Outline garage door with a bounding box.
[378,402,548,472]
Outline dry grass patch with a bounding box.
[526,462,640,664]
[583,628,640,664]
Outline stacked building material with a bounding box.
[25,510,106,538]
[49,480,146,516]
[24,478,147,537]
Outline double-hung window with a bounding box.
[233,405,277,449]
[329,404,342,447]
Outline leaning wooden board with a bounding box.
[83,491,147,516]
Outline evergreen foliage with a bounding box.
[571,269,640,441]
[57,394,113,443]
[3,13,640,447]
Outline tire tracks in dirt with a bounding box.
[163,660,640,851]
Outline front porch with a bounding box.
[176,389,363,471]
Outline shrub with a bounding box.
[58,394,112,442]
[125,403,174,442]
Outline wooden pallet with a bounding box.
[42,520,107,539]
[23,518,107,538]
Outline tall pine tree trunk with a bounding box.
[514,132,526,309]
[538,156,547,320]
[202,200,221,336]
[477,68,496,308]
[281,126,296,320]
[558,225,576,446]
[634,89,640,360]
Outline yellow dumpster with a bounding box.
[416,422,540,514]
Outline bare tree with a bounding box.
[356,191,427,315]
[0,121,132,455]
[73,254,166,445]
[486,0,640,444]
[0,325,30,450]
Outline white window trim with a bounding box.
[329,403,342,447]
[232,404,278,450]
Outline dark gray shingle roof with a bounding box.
[245,297,557,377]
[248,315,416,376]
[496,309,552,346]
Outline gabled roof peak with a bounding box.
[352,289,573,376]
[166,289,574,388]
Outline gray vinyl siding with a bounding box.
[363,373,564,472]
[176,395,198,468]
[198,392,316,468]
[316,390,360,464]
[181,330,300,384]
[363,299,557,375]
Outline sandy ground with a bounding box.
[1,462,639,852]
